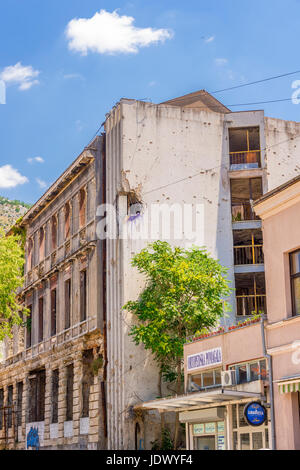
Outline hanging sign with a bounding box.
[187,347,222,371]
[244,402,267,427]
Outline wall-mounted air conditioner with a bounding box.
[221,370,236,387]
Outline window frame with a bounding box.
[229,359,267,384]
[290,249,300,317]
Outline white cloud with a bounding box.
[215,58,228,66]
[205,36,215,43]
[0,165,28,189]
[0,62,40,91]
[65,9,173,55]
[27,156,44,164]
[36,178,48,189]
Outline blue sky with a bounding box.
[0,0,300,204]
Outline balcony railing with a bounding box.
[236,294,266,316]
[230,150,261,168]
[234,244,264,265]
[232,203,260,222]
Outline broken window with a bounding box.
[235,273,266,316]
[17,382,23,427]
[51,289,57,337]
[66,364,74,422]
[65,279,71,330]
[26,305,32,349]
[80,270,87,322]
[51,215,57,251]
[229,127,261,168]
[7,385,13,428]
[28,369,46,423]
[65,202,71,239]
[51,369,59,424]
[0,388,3,430]
[79,189,86,228]
[231,178,263,222]
[38,296,44,343]
[81,350,94,418]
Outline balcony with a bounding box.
[236,294,267,317]
[234,244,264,265]
[230,150,261,170]
[235,273,266,317]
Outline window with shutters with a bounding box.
[66,364,74,422]
[28,369,46,423]
[65,279,71,330]
[80,270,87,322]
[26,305,32,348]
[51,289,57,337]
[51,369,59,424]
[38,297,44,343]
[17,382,23,427]
[7,385,13,428]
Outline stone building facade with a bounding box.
[0,136,107,450]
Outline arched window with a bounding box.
[79,189,86,228]
[65,202,71,239]
[39,227,45,261]
[51,215,57,251]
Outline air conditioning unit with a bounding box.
[221,370,236,387]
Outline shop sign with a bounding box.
[193,424,205,435]
[187,347,222,371]
[244,402,267,427]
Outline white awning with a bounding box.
[275,375,300,394]
[137,389,264,412]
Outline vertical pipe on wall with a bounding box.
[261,316,276,450]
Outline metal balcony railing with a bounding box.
[234,244,264,265]
[230,150,261,168]
[236,294,267,316]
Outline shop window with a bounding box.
[188,369,222,392]
[17,381,23,427]
[65,202,71,239]
[38,297,44,343]
[240,433,250,450]
[66,364,74,422]
[79,189,86,228]
[290,249,300,316]
[253,432,263,450]
[80,269,87,322]
[28,369,46,423]
[51,369,59,424]
[51,289,57,337]
[65,279,71,330]
[7,385,13,428]
[232,403,269,450]
[0,388,3,430]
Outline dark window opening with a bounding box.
[79,189,86,228]
[51,369,59,424]
[17,382,23,427]
[66,364,74,422]
[26,305,32,348]
[65,279,71,330]
[231,178,263,222]
[80,270,87,322]
[38,297,44,343]
[81,350,94,418]
[51,215,57,251]
[0,389,3,430]
[28,369,45,423]
[233,229,264,266]
[290,250,300,316]
[229,127,261,168]
[7,385,13,428]
[65,203,71,239]
[235,272,266,317]
[51,289,57,337]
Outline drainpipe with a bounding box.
[261,315,276,450]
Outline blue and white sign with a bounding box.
[244,402,267,427]
[187,347,222,371]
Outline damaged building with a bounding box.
[0,90,300,449]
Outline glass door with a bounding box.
[194,436,216,450]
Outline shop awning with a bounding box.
[137,389,264,413]
[275,375,300,394]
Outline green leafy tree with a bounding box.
[0,228,27,340]
[123,241,231,449]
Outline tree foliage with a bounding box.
[0,228,27,339]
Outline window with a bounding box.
[290,250,300,316]
[188,369,222,392]
[231,178,263,222]
[7,385,13,428]
[26,305,32,348]
[82,350,94,418]
[39,227,45,262]
[27,238,33,272]
[51,215,57,251]
[65,279,71,330]
[79,189,86,228]
[0,389,3,430]
[17,382,23,427]
[232,404,269,450]
[66,364,74,422]
[65,202,71,239]
[38,297,44,343]
[80,270,87,322]
[51,369,59,424]
[229,127,261,169]
[28,369,46,423]
[51,289,57,337]
[229,359,267,384]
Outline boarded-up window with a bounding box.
[7,385,13,428]
[65,203,71,239]
[79,189,86,228]
[38,297,44,343]
[65,279,71,330]
[81,350,94,418]
[66,364,74,421]
[51,215,57,251]
[80,270,87,322]
[39,227,45,262]
[26,305,32,348]
[51,369,59,424]
[17,382,23,427]
[51,289,57,337]
[28,370,45,423]
[0,389,3,430]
